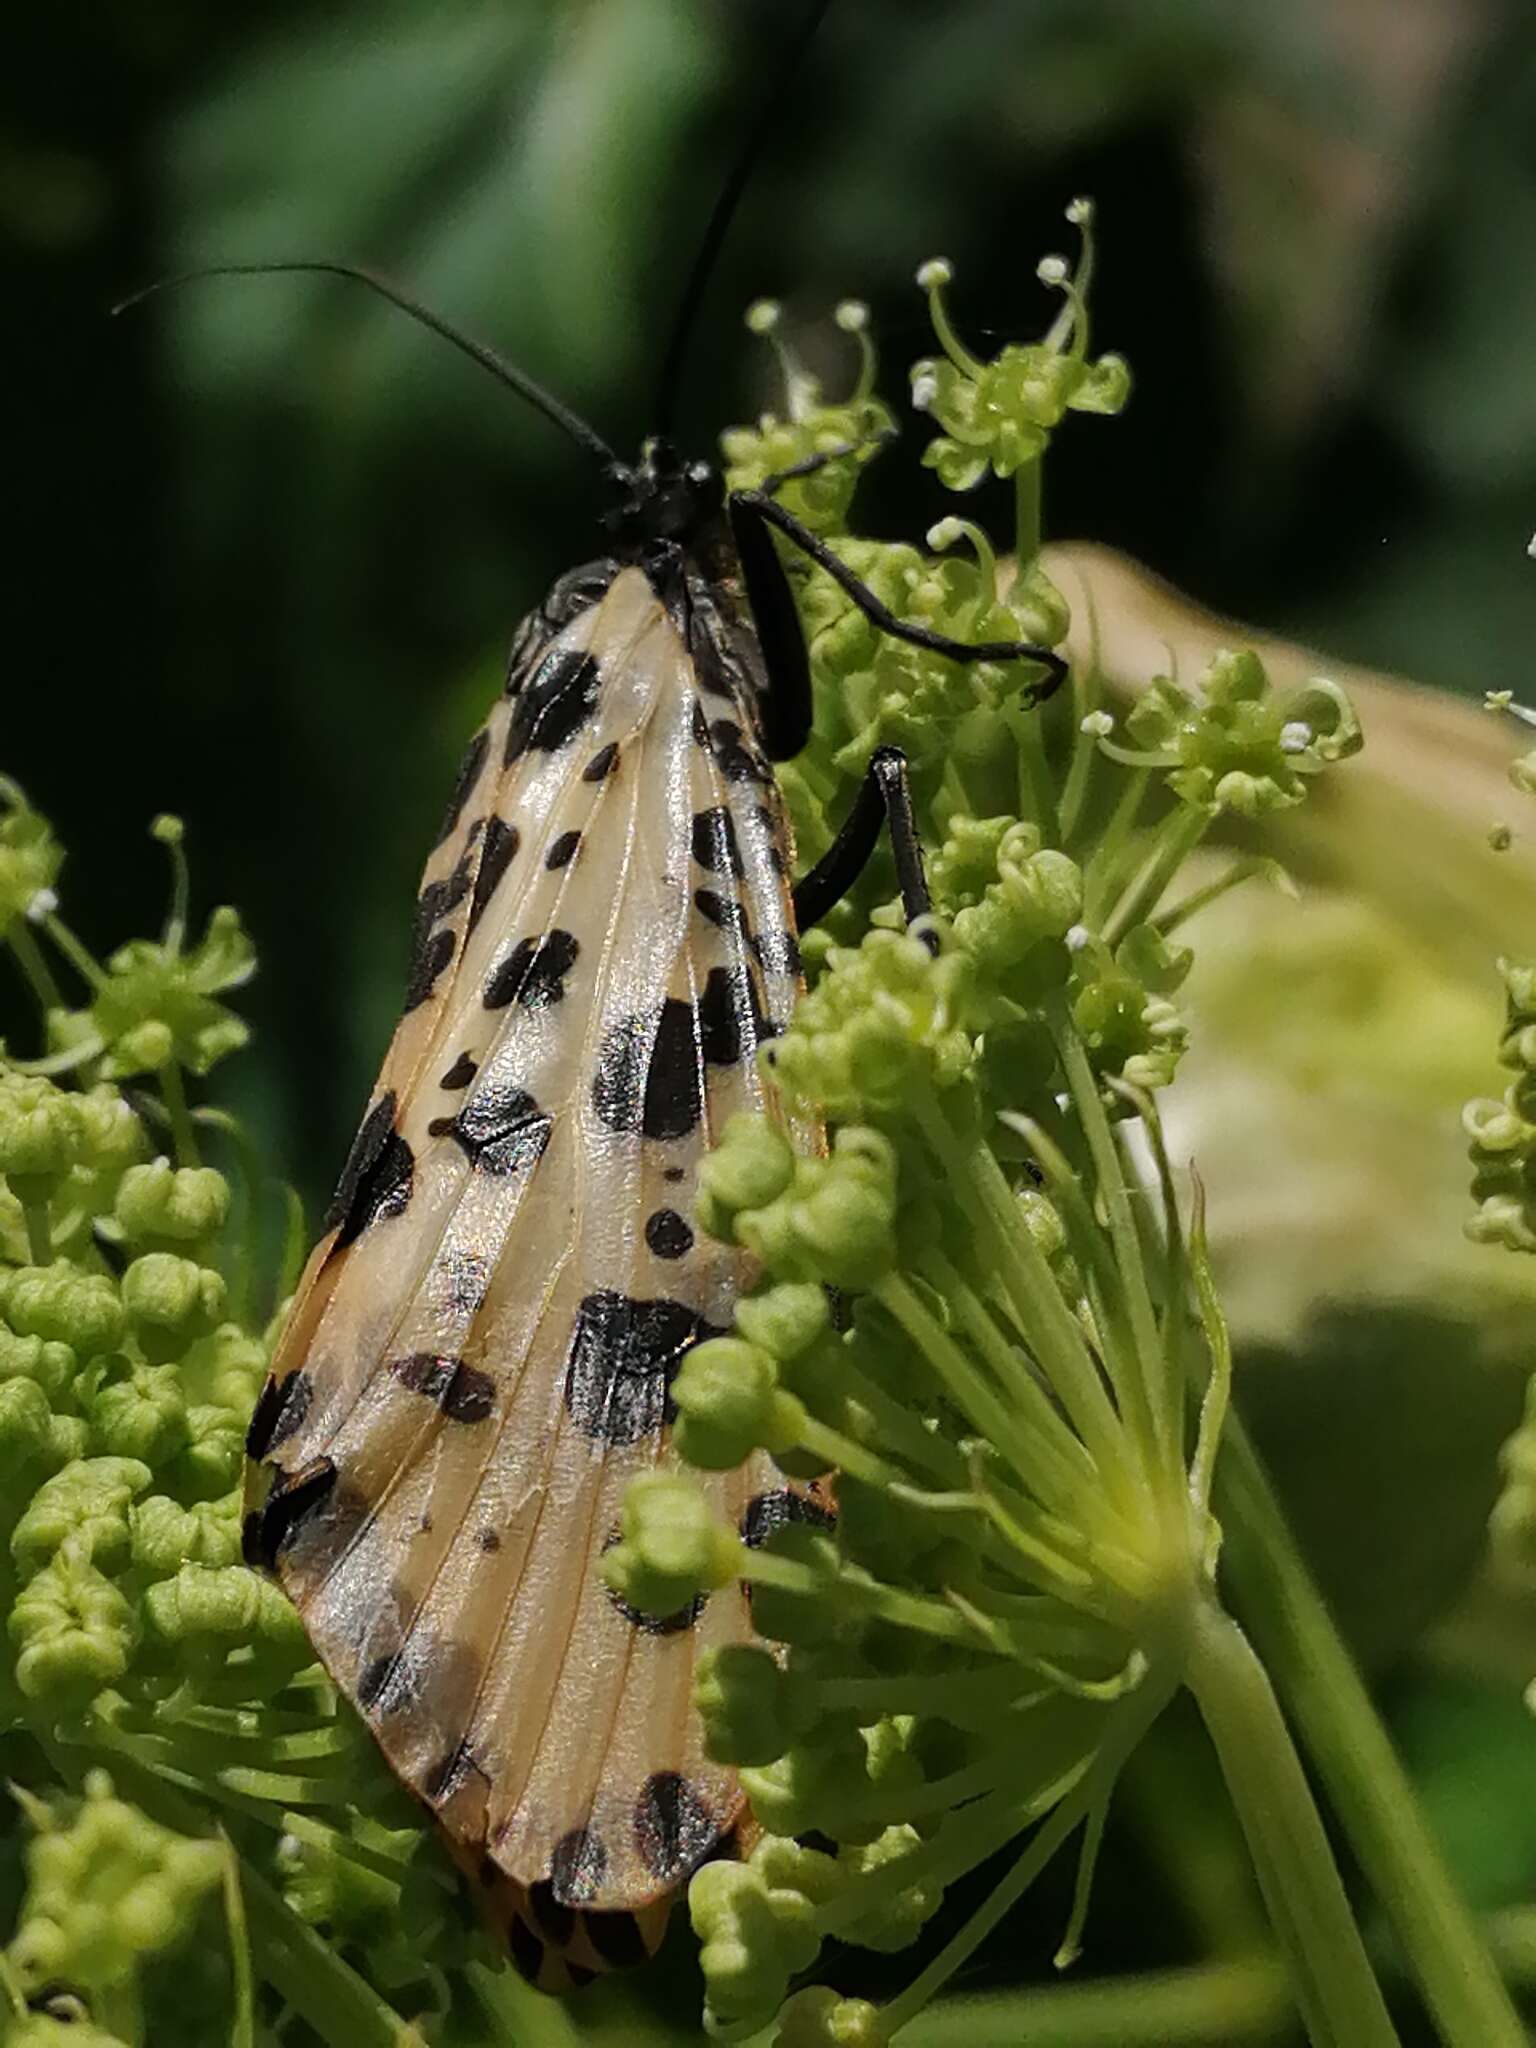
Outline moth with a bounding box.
[164,22,1067,1994]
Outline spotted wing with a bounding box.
[245,562,821,1987]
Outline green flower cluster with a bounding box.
[909,202,1129,491]
[0,789,487,2048]
[608,215,1371,2046]
[5,1770,225,2042]
[2,199,1405,2048]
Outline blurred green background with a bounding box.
[9,1,1536,2037]
[11,0,1535,1204]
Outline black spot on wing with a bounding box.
[403,852,475,1013]
[757,804,788,873]
[433,728,489,850]
[423,1738,483,1804]
[691,700,711,748]
[468,816,520,934]
[403,927,456,1013]
[241,1458,337,1570]
[530,1828,609,1944]
[357,1647,413,1716]
[563,1291,723,1444]
[699,964,772,1067]
[708,717,771,786]
[534,558,620,639]
[582,740,619,783]
[691,806,744,877]
[591,1014,650,1136]
[634,1771,726,1884]
[391,1351,496,1424]
[429,1082,552,1177]
[741,1489,837,1548]
[440,1051,478,1091]
[639,999,705,1140]
[505,648,601,762]
[325,1094,414,1247]
[545,830,582,870]
[592,969,769,1141]
[645,1207,693,1259]
[484,930,580,1009]
[245,1369,312,1460]
[694,887,753,945]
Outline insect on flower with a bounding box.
[123,0,1067,1993]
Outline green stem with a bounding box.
[884,1667,1177,2035]
[913,1910,1536,2047]
[1015,456,1042,568]
[1053,1014,1180,1494]
[738,1546,982,1646]
[21,1196,51,1265]
[879,1266,1108,1537]
[906,1956,1290,2047]
[41,913,106,991]
[1182,1596,1398,2048]
[1217,1411,1527,2048]
[1102,805,1210,949]
[1008,694,1059,845]
[913,1093,1135,1501]
[1082,767,1150,922]
[159,1059,200,1168]
[1059,613,1106,849]
[7,920,65,1012]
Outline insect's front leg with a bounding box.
[728,487,1070,704]
[791,746,931,935]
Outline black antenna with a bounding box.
[653,0,834,443]
[113,260,619,469]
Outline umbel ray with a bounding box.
[120,51,1068,2005]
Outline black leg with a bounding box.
[730,431,903,763]
[761,425,898,496]
[792,745,932,938]
[730,488,1068,702]
[728,492,815,762]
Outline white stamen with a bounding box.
[1065,923,1093,953]
[916,258,952,291]
[1487,690,1514,711]
[1066,196,1094,227]
[1036,255,1069,287]
[834,299,869,333]
[1279,720,1313,754]
[24,887,57,923]
[926,518,964,551]
[745,299,781,336]
[1080,710,1114,737]
[1527,532,1536,560]
[911,373,938,413]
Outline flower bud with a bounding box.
[120,1252,226,1363]
[114,1160,230,1248]
[3,1262,124,1356]
[604,1473,741,1617]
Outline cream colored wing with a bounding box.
[245,563,822,1987]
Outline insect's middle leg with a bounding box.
[792,745,931,936]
